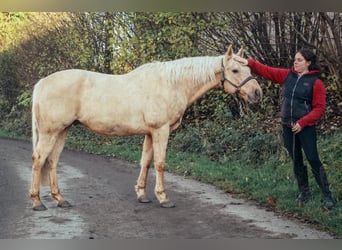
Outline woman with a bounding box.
[234,48,335,209]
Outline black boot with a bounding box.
[295,166,311,205]
[322,196,335,210]
[296,187,311,204]
[312,166,335,210]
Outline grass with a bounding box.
[1,124,341,237]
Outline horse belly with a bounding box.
[84,122,149,137]
[79,112,149,137]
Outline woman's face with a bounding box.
[294,52,311,74]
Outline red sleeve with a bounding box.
[247,58,290,85]
[297,79,326,128]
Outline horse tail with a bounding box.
[32,81,49,186]
[31,84,39,152]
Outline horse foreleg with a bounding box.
[152,125,175,208]
[135,135,153,203]
[48,129,71,208]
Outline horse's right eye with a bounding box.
[232,69,239,74]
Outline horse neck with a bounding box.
[186,71,222,105]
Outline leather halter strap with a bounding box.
[220,58,255,94]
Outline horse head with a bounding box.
[221,45,262,104]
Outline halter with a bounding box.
[220,58,255,117]
[220,58,255,96]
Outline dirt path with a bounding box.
[0,138,334,239]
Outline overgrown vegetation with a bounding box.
[0,12,341,237]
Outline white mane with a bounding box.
[133,56,223,85]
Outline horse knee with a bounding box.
[154,161,165,172]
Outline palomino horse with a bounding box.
[30,45,262,210]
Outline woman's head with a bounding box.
[294,48,321,73]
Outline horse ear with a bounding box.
[225,45,234,60]
[237,47,244,57]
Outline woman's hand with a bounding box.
[233,55,248,66]
[291,122,302,134]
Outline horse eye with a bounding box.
[232,69,239,74]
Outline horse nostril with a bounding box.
[254,89,262,101]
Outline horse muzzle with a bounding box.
[248,87,263,104]
[237,84,262,104]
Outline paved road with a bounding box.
[0,138,334,239]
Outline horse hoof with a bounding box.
[138,197,152,203]
[160,201,176,208]
[58,200,72,208]
[33,204,47,211]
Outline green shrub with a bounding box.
[0,49,20,115]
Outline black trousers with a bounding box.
[282,125,331,196]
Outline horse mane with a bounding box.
[132,56,223,85]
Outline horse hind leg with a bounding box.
[48,128,72,208]
[135,134,153,203]
[31,133,59,211]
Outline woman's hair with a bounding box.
[297,48,321,71]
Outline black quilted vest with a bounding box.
[281,71,318,125]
